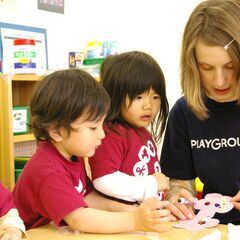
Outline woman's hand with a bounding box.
[231,191,240,210]
[166,188,196,221]
[134,197,176,232]
[165,179,197,221]
[0,227,22,240]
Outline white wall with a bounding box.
[0,0,201,107]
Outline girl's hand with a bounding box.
[0,227,22,240]
[134,197,176,232]
[153,173,170,192]
[231,191,240,210]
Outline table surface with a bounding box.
[25,222,228,240]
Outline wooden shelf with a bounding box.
[12,74,43,81]
[0,74,43,190]
[13,133,35,143]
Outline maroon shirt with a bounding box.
[90,124,161,180]
[0,183,15,217]
[13,141,93,229]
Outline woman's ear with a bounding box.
[49,125,63,142]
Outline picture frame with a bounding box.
[0,22,48,74]
[69,52,84,68]
[38,0,64,14]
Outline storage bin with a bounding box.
[14,158,28,182]
[81,57,105,77]
[83,57,104,66]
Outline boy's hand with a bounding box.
[0,227,22,240]
[231,191,240,210]
[134,197,176,232]
[153,173,170,192]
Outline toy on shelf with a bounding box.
[69,52,84,68]
[12,106,30,135]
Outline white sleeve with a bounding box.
[0,208,27,238]
[93,171,158,203]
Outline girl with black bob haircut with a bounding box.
[89,51,172,205]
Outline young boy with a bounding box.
[12,69,175,233]
[0,183,26,240]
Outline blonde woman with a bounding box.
[160,0,240,225]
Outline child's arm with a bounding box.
[0,209,26,240]
[84,190,138,212]
[93,171,169,203]
[64,196,176,233]
[0,227,22,240]
[0,183,26,240]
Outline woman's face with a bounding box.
[195,39,238,102]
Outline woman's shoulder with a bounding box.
[173,96,188,108]
[170,96,190,114]
[169,96,196,123]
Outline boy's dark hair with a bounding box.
[30,68,110,141]
[101,51,169,142]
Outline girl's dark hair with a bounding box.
[30,68,110,141]
[101,51,169,142]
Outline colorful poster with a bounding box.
[0,22,48,74]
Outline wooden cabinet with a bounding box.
[0,74,42,190]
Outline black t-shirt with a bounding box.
[160,96,240,224]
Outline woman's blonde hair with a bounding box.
[181,0,240,120]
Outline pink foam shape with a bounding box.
[172,193,234,231]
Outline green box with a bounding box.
[83,57,105,66]
[82,58,105,78]
[14,158,28,182]
[12,106,30,135]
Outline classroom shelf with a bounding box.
[0,74,43,190]
[12,74,43,81]
[13,133,35,143]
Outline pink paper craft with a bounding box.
[172,193,234,231]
